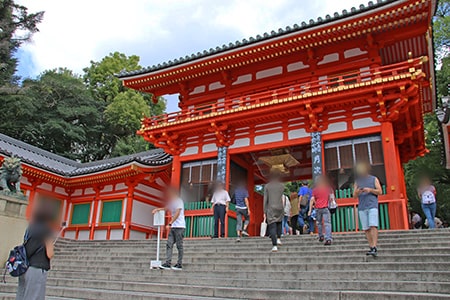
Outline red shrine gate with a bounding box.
[119,0,437,236]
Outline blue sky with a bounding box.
[17,0,364,113]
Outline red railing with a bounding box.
[143,57,425,128]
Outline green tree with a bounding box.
[83,52,166,157]
[0,0,43,86]
[18,69,102,161]
[404,115,450,221]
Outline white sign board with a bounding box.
[153,210,165,226]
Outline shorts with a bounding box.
[358,208,378,230]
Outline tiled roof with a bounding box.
[0,133,172,177]
[117,0,397,78]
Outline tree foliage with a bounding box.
[404,0,450,222]
[0,0,44,85]
[0,1,166,161]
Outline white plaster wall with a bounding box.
[344,48,367,58]
[78,230,90,240]
[135,184,163,198]
[181,146,199,156]
[109,229,124,240]
[318,53,339,65]
[209,81,225,90]
[39,182,53,191]
[64,231,76,239]
[230,138,251,149]
[94,229,107,240]
[54,186,67,196]
[256,66,282,79]
[103,185,113,193]
[323,122,347,134]
[84,187,95,195]
[287,61,308,72]
[115,183,127,191]
[131,200,156,227]
[202,143,217,153]
[255,132,283,145]
[288,129,308,140]
[233,74,252,85]
[72,189,83,196]
[353,118,380,129]
[129,230,147,240]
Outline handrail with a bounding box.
[142,57,425,128]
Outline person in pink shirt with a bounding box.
[308,176,333,245]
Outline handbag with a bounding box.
[260,216,267,237]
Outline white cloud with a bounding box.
[17,0,365,112]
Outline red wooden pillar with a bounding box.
[89,186,102,240]
[381,122,408,229]
[123,181,137,240]
[25,179,41,219]
[224,150,231,237]
[171,155,181,188]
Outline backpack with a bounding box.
[300,189,310,207]
[3,229,42,282]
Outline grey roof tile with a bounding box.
[0,133,171,177]
[117,0,396,79]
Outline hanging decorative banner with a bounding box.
[311,132,323,180]
[217,146,227,183]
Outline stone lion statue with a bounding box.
[0,156,22,194]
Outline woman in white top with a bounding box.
[418,176,437,229]
[210,181,231,238]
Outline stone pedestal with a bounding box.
[0,194,28,261]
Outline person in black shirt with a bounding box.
[16,200,54,300]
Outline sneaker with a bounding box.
[159,263,171,270]
[366,247,378,257]
[324,240,332,246]
[236,237,241,242]
[277,238,282,246]
[271,246,278,252]
[171,264,182,270]
[242,231,249,237]
[319,236,324,242]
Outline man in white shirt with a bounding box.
[152,187,185,270]
[210,181,231,238]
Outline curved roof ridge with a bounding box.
[117,0,397,79]
[0,133,172,176]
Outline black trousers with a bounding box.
[213,204,226,237]
[291,214,299,235]
[268,222,282,246]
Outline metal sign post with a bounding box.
[150,210,165,269]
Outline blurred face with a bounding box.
[420,177,431,187]
[167,189,179,201]
[216,182,224,191]
[356,163,369,176]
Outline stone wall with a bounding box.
[0,195,28,261]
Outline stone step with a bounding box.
[40,269,450,283]
[48,261,450,274]
[53,247,450,260]
[46,276,450,294]
[0,284,234,300]
[50,253,450,267]
[56,232,450,247]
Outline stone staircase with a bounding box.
[1,230,450,299]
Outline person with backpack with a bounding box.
[282,194,291,236]
[153,187,186,270]
[418,176,437,229]
[298,181,312,234]
[308,176,333,245]
[234,180,251,242]
[16,200,55,300]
